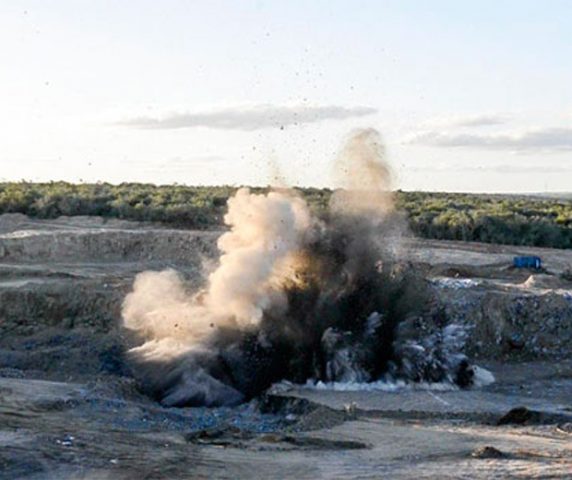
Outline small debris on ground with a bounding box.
[497,406,542,425]
[472,446,508,459]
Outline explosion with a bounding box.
[122,129,475,407]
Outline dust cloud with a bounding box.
[122,129,474,407]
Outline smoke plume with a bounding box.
[122,129,474,407]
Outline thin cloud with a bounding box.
[410,164,572,174]
[423,113,509,129]
[405,127,572,153]
[143,155,229,173]
[118,104,377,131]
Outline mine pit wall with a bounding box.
[0,225,219,337]
[0,280,125,337]
[2,278,571,363]
[437,285,572,360]
[0,218,571,363]
[0,229,220,264]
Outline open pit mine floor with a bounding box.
[1,214,572,479]
[1,362,572,479]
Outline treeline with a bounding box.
[0,182,234,227]
[397,192,572,249]
[0,182,571,249]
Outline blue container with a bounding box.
[513,256,542,269]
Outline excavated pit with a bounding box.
[1,214,572,478]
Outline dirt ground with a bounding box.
[1,214,571,479]
[1,362,571,479]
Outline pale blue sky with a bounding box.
[1,0,571,192]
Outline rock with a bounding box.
[472,446,507,459]
[556,423,572,434]
[497,406,542,425]
[61,317,74,329]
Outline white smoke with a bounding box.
[122,188,313,357]
[330,128,394,217]
[204,188,312,324]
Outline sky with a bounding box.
[1,0,571,192]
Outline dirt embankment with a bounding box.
[0,215,220,381]
[0,214,218,338]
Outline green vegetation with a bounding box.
[396,191,572,249]
[1,182,571,249]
